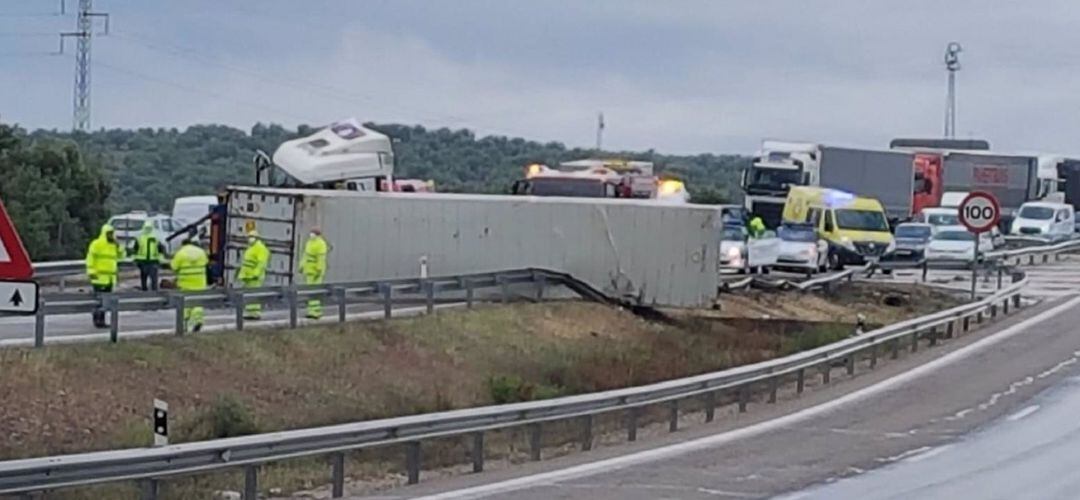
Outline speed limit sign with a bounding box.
[958,191,1001,234]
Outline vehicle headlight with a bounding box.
[839,236,855,250]
[885,240,896,253]
[727,246,741,258]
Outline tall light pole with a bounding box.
[944,42,962,139]
[595,112,605,151]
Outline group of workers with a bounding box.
[85,223,328,332]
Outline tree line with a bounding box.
[3,120,748,259]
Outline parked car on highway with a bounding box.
[889,222,933,261]
[1075,211,1080,234]
[925,226,993,263]
[775,223,827,275]
[1010,201,1075,242]
[106,212,184,255]
[918,207,1005,246]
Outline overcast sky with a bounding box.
[2,0,1079,154]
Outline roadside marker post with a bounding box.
[153,399,169,447]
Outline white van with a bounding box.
[1010,201,1075,241]
[171,196,218,227]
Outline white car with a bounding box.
[919,207,1005,246]
[925,226,994,263]
[775,224,827,274]
[1010,201,1075,242]
[106,212,184,255]
[719,225,748,271]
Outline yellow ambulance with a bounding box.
[782,186,894,269]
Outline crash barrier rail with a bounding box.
[0,269,1031,498]
[3,268,611,349]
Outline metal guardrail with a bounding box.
[4,268,608,348]
[0,269,1031,497]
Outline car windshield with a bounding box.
[895,225,932,239]
[528,178,608,197]
[835,209,889,232]
[934,231,974,242]
[109,218,145,231]
[926,213,959,226]
[778,226,817,242]
[721,227,746,241]
[1018,205,1055,220]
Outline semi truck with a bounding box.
[216,188,724,307]
[192,119,726,307]
[741,141,939,227]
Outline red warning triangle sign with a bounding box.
[0,199,33,279]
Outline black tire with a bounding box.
[829,252,844,271]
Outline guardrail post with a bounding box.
[1013,294,1021,308]
[668,400,679,431]
[976,310,984,324]
[705,392,716,421]
[990,303,998,319]
[627,407,639,441]
[173,294,185,336]
[406,441,421,485]
[465,279,474,309]
[529,423,542,461]
[821,364,831,384]
[535,273,546,300]
[141,478,159,500]
[580,414,593,451]
[1029,255,1036,265]
[331,452,345,498]
[381,283,393,319]
[928,327,938,347]
[108,296,120,343]
[796,368,805,394]
[910,331,919,352]
[891,338,900,359]
[1003,297,1010,315]
[997,267,1003,290]
[287,286,298,328]
[498,275,511,303]
[922,260,928,282]
[472,432,485,473]
[34,295,45,348]
[738,384,750,412]
[244,465,258,500]
[946,321,955,339]
[1043,254,1049,264]
[425,281,435,315]
[234,291,245,331]
[846,353,856,375]
[869,343,878,369]
[335,287,347,323]
[962,316,971,332]
[768,376,779,403]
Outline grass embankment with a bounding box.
[0,283,961,497]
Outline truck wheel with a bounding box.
[829,252,844,271]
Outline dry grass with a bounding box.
[0,284,963,498]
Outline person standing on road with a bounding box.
[85,224,125,328]
[170,236,209,332]
[748,216,766,239]
[238,229,270,320]
[300,227,329,319]
[129,220,166,291]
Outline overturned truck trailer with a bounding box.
[223,187,723,307]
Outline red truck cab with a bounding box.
[912,153,944,215]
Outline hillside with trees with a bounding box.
[6,120,748,258]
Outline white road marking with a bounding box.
[413,295,1080,500]
[901,445,952,463]
[1006,405,1041,422]
[875,446,932,464]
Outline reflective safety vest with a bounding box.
[170,243,209,291]
[134,233,163,262]
[238,239,270,282]
[301,235,328,277]
[86,225,125,287]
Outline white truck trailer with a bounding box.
[222,187,724,307]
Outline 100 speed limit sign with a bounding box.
[958,191,1001,234]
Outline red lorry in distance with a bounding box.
[912,153,944,215]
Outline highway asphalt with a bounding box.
[351,292,1080,500]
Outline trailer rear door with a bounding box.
[225,188,301,287]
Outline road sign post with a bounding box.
[958,191,1001,300]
